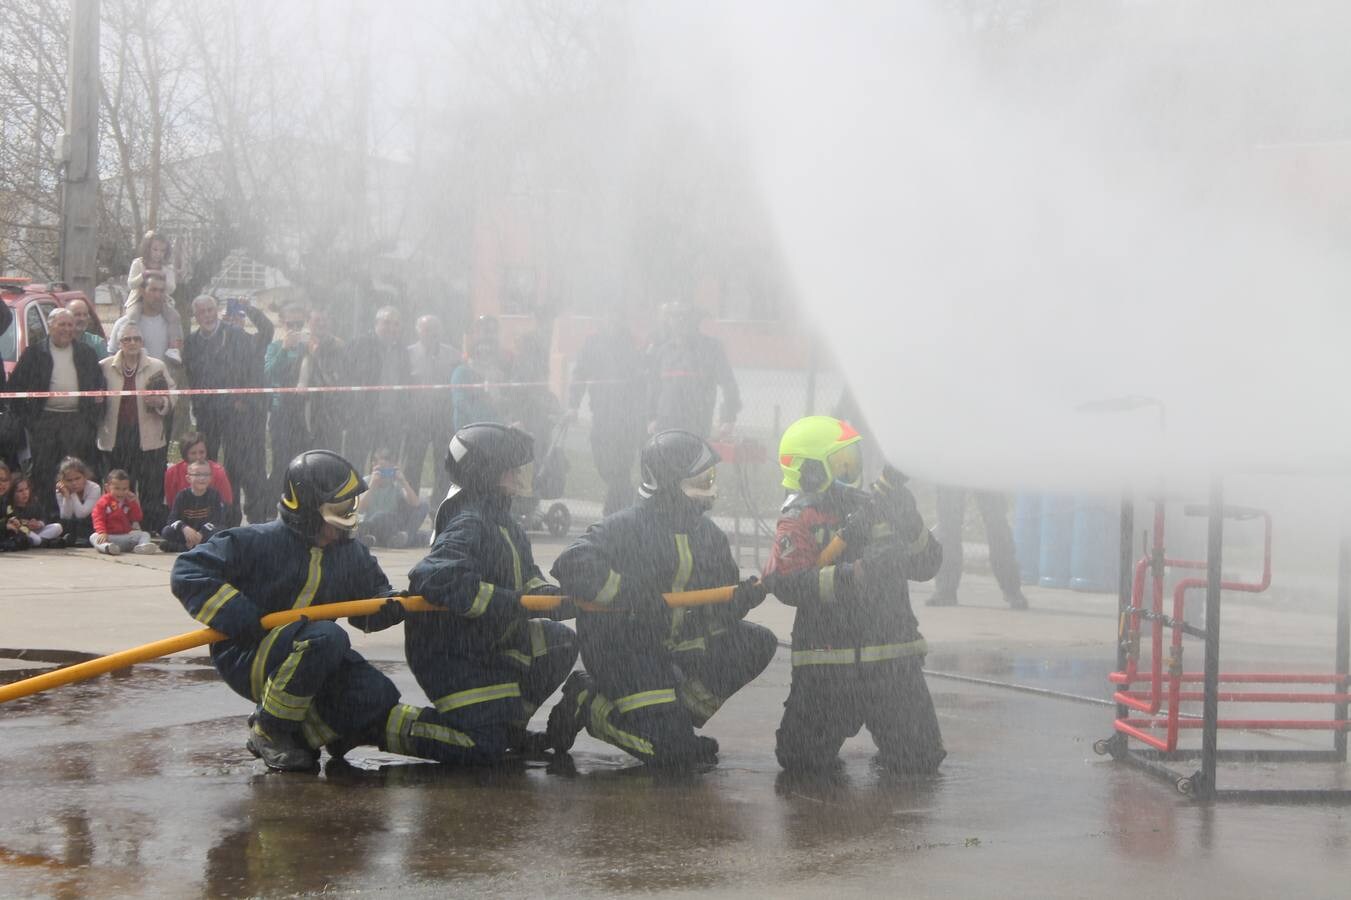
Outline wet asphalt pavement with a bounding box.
[3,644,1350,899]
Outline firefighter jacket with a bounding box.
[645,333,741,437]
[406,493,559,665]
[550,494,743,655]
[171,519,404,662]
[763,485,942,673]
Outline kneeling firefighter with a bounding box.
[547,430,777,768]
[171,450,481,771]
[763,416,946,774]
[405,423,578,762]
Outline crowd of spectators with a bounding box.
[1,230,746,554]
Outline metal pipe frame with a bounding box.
[1101,482,1351,802]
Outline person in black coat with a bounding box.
[548,430,775,769]
[6,308,106,518]
[0,300,18,469]
[172,450,481,772]
[184,295,272,524]
[567,311,648,516]
[405,423,579,763]
[343,305,411,475]
[645,303,741,439]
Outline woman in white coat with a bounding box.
[99,323,175,531]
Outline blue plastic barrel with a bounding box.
[1013,494,1042,585]
[1038,494,1075,589]
[1070,496,1121,592]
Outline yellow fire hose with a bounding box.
[0,596,440,704]
[0,534,852,705]
[519,535,846,613]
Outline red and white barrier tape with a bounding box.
[0,378,624,401]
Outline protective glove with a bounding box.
[730,576,768,614]
[627,589,671,619]
[838,503,877,550]
[877,464,908,491]
[353,595,408,632]
[759,571,783,598]
[871,475,923,542]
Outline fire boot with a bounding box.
[246,720,319,772]
[508,727,553,761]
[546,670,593,754]
[325,719,384,762]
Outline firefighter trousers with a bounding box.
[577,620,777,765]
[775,656,946,774]
[217,619,513,765]
[404,619,579,765]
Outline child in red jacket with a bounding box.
[91,469,158,555]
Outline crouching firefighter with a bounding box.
[547,430,777,769]
[405,423,579,763]
[763,416,946,775]
[171,450,482,771]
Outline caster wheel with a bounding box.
[1093,739,1110,756]
[545,502,571,537]
[1175,777,1193,796]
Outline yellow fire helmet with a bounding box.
[777,415,864,493]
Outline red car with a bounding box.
[1,278,106,378]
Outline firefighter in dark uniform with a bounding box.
[762,416,946,774]
[645,303,742,439]
[546,430,777,768]
[172,449,491,771]
[405,423,579,763]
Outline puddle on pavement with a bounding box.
[3,653,1350,897]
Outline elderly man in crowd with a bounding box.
[6,308,106,518]
[66,297,107,358]
[401,314,458,502]
[344,305,410,476]
[184,295,271,524]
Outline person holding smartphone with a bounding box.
[355,447,429,548]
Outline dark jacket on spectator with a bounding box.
[345,331,411,423]
[645,333,741,438]
[569,329,647,433]
[0,301,10,394]
[345,333,411,391]
[6,337,106,425]
[167,485,227,534]
[184,321,264,419]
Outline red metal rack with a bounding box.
[1095,480,1351,802]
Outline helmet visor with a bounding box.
[828,443,864,488]
[320,497,359,535]
[680,466,718,506]
[499,462,535,498]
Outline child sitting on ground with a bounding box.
[160,460,226,552]
[356,448,430,548]
[0,462,11,531]
[91,470,158,555]
[5,474,63,548]
[55,456,101,547]
[163,432,234,524]
[0,464,21,552]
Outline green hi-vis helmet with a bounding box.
[777,415,864,493]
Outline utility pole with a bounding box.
[59,0,100,296]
